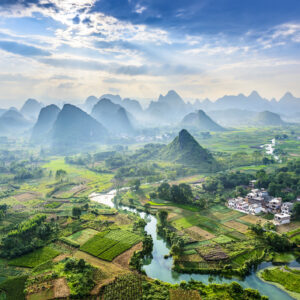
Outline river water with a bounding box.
[90,190,299,300]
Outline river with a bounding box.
[90,190,299,300]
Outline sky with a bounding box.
[0,0,300,108]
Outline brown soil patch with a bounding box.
[277,221,300,234]
[179,254,203,262]
[14,192,39,202]
[167,213,179,221]
[239,214,268,226]
[114,213,132,225]
[91,278,116,296]
[185,226,215,241]
[53,254,70,263]
[53,278,70,298]
[197,244,229,261]
[224,220,249,233]
[73,251,128,279]
[113,242,143,269]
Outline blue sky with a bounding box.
[0,0,299,107]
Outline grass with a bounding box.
[8,247,60,268]
[260,266,300,294]
[212,234,234,244]
[63,228,99,246]
[0,276,28,300]
[272,252,296,263]
[80,229,142,261]
[43,158,114,193]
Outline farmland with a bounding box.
[80,229,142,261]
[8,247,60,268]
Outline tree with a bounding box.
[292,202,300,221]
[130,179,141,191]
[157,183,171,200]
[72,207,81,219]
[55,169,67,182]
[157,210,168,225]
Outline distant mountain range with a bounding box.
[0,88,298,144]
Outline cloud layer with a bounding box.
[0,0,299,107]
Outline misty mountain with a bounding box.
[91,98,134,135]
[160,129,216,169]
[277,92,300,114]
[146,90,190,124]
[84,96,99,113]
[51,104,108,149]
[212,91,273,111]
[0,109,32,135]
[20,98,43,120]
[31,104,61,143]
[254,111,287,126]
[99,94,122,105]
[122,98,143,115]
[181,110,225,131]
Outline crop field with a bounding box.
[212,234,234,244]
[8,247,60,268]
[211,210,244,222]
[238,214,268,226]
[43,158,114,193]
[63,228,99,246]
[223,220,249,233]
[80,229,142,261]
[184,226,216,241]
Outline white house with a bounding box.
[281,202,293,215]
[249,204,262,215]
[268,197,282,213]
[274,213,291,225]
[236,201,249,213]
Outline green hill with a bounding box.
[181,110,225,131]
[51,104,108,151]
[254,111,286,126]
[160,129,216,169]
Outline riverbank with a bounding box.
[257,266,300,300]
[90,190,299,299]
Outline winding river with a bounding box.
[90,190,299,300]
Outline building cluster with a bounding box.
[228,183,296,225]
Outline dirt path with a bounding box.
[113,242,143,269]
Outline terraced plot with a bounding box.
[80,229,142,261]
[224,220,249,233]
[63,228,99,246]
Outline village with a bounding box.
[227,180,299,226]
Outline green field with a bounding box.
[63,228,99,246]
[0,276,28,300]
[8,247,60,268]
[43,158,114,192]
[80,229,142,261]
